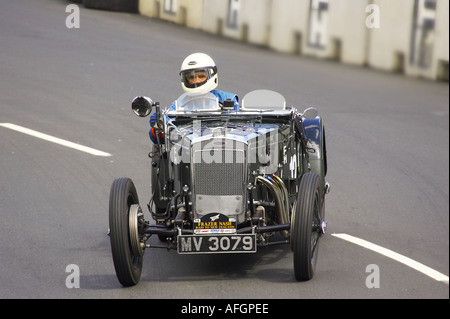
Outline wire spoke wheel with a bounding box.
[292,173,323,281]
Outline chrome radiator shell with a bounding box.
[191,138,248,224]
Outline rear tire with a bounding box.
[292,173,323,281]
[109,178,143,286]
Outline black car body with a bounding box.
[109,90,329,286]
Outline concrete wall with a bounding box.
[434,0,449,80]
[138,0,449,81]
[269,0,370,64]
[139,0,203,29]
[367,0,449,79]
[203,0,272,45]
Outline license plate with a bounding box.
[177,234,257,254]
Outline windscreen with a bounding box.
[174,92,220,112]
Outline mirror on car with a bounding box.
[132,96,154,117]
[302,107,319,120]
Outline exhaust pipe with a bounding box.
[270,174,290,223]
[255,175,290,239]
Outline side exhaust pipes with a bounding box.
[255,175,290,239]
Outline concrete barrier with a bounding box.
[83,0,138,13]
[137,0,448,81]
[368,0,449,80]
[185,0,273,45]
[269,0,370,65]
[139,0,203,29]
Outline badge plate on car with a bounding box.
[193,213,236,234]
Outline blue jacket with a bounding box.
[168,89,239,110]
[149,90,239,143]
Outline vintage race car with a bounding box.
[109,90,329,286]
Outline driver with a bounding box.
[150,53,239,143]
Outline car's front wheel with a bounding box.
[292,173,323,281]
[109,178,143,286]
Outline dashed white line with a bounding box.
[0,123,112,157]
[332,233,449,284]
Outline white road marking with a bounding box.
[0,123,112,157]
[332,233,449,284]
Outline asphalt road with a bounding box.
[1,0,448,300]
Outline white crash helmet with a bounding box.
[179,53,218,96]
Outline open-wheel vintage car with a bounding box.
[109,90,329,286]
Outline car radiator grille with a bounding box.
[192,145,246,196]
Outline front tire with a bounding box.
[109,178,143,286]
[292,173,323,281]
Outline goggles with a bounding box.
[180,67,217,89]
